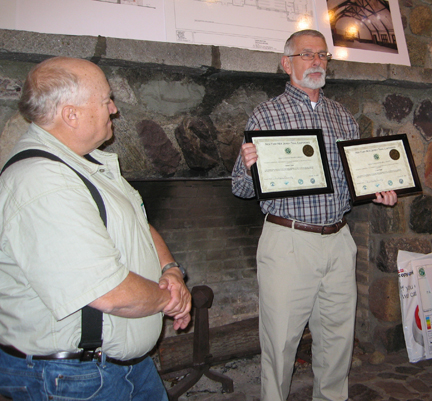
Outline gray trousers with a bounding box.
[257,218,357,401]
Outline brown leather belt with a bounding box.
[0,344,146,366]
[267,214,347,235]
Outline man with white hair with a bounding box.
[0,57,191,400]
[232,30,397,401]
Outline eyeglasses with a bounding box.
[289,52,332,61]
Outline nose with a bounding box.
[109,99,118,115]
[312,53,322,66]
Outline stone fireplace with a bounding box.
[2,9,432,357]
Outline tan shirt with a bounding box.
[0,124,163,359]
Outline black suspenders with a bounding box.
[1,149,105,352]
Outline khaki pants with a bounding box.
[257,218,357,401]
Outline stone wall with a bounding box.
[2,0,432,352]
[130,180,262,338]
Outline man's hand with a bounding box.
[241,142,258,174]
[159,268,191,330]
[171,314,191,331]
[373,190,397,206]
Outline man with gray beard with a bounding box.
[232,30,397,401]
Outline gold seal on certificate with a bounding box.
[390,149,400,160]
[337,134,422,204]
[303,145,314,157]
[244,129,334,200]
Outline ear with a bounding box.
[61,105,79,129]
[281,56,292,76]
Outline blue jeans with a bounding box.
[0,348,169,401]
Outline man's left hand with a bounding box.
[373,190,397,206]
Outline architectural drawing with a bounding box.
[94,0,153,6]
[165,0,315,52]
[194,0,312,22]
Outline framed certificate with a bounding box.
[337,134,422,205]
[244,129,334,200]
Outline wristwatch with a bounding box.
[161,262,187,279]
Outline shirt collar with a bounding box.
[15,123,117,175]
[284,82,324,105]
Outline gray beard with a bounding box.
[291,67,326,90]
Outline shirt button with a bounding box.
[99,169,105,173]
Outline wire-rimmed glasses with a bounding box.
[289,52,332,61]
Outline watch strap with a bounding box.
[162,262,179,273]
[162,262,186,279]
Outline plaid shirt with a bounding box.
[232,83,359,225]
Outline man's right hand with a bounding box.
[159,269,191,330]
[241,143,258,174]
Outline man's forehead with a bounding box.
[294,35,327,50]
[103,89,113,100]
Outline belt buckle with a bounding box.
[80,349,100,362]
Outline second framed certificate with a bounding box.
[245,129,334,200]
[337,134,422,205]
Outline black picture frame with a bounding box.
[337,134,422,205]
[244,129,334,200]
